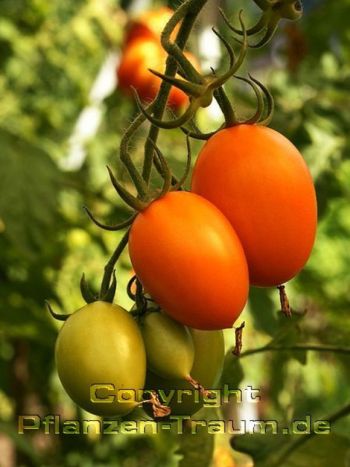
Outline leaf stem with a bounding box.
[239,343,350,359]
[99,229,130,298]
[270,402,350,467]
[142,0,208,185]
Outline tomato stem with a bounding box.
[277,285,292,318]
[99,229,130,299]
[265,400,350,467]
[232,321,246,356]
[239,343,350,358]
[142,0,208,184]
[185,374,213,398]
[140,390,172,418]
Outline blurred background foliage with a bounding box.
[0,0,349,466]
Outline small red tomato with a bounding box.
[125,7,177,45]
[128,191,249,330]
[117,38,198,110]
[191,124,317,287]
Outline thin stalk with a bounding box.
[239,343,350,359]
[269,402,350,467]
[99,229,130,298]
[142,0,209,185]
[119,102,154,199]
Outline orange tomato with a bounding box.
[125,7,177,44]
[117,38,197,109]
[128,191,249,330]
[191,124,317,287]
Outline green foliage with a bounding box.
[233,432,350,467]
[0,0,350,466]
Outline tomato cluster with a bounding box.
[117,7,198,110]
[55,122,317,417]
[54,3,317,422]
[55,302,225,418]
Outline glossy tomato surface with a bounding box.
[55,301,146,416]
[117,38,197,109]
[140,311,194,380]
[129,191,249,330]
[146,328,225,416]
[191,124,317,287]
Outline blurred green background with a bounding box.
[0,0,349,466]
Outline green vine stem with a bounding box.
[160,1,205,85]
[119,101,154,196]
[99,229,130,299]
[141,0,208,185]
[269,401,350,467]
[238,343,350,359]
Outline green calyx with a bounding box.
[223,0,303,48]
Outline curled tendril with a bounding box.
[80,273,96,303]
[83,206,136,231]
[160,0,204,85]
[183,74,274,137]
[133,12,247,131]
[127,275,138,301]
[220,0,303,48]
[181,119,224,140]
[254,77,274,125]
[232,74,274,124]
[210,11,248,89]
[106,166,148,211]
[100,270,117,303]
[45,301,71,321]
[234,74,265,123]
[134,88,203,130]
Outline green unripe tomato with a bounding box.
[140,311,194,380]
[55,301,146,416]
[146,328,225,416]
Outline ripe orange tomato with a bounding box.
[125,7,177,45]
[128,191,249,330]
[117,38,197,110]
[191,124,317,287]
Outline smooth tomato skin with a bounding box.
[140,311,194,380]
[125,7,176,44]
[145,328,225,416]
[55,301,146,416]
[129,191,249,330]
[191,124,318,287]
[117,38,197,109]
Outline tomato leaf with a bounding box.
[177,424,214,467]
[249,288,278,336]
[0,130,61,258]
[220,351,244,389]
[268,310,308,365]
[232,432,350,467]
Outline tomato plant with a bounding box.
[55,301,146,416]
[191,124,317,287]
[128,191,249,330]
[117,37,197,109]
